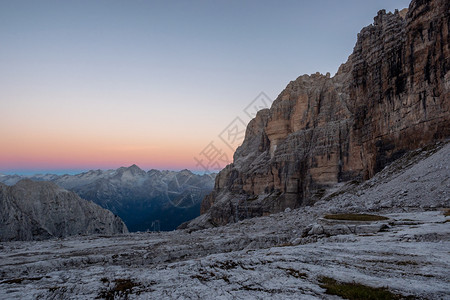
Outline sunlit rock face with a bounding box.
[195,0,450,227]
[0,179,128,241]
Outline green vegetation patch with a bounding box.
[324,213,389,221]
[319,277,415,300]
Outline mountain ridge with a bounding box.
[0,165,216,231]
[0,179,128,241]
[192,0,449,228]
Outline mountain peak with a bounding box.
[179,169,193,176]
[195,0,450,228]
[128,164,141,170]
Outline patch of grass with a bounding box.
[97,278,140,299]
[318,277,416,300]
[324,214,389,221]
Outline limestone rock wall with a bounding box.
[195,0,450,227]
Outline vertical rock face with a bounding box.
[195,0,449,228]
[0,180,128,241]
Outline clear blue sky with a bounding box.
[0,0,411,175]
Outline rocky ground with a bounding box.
[0,142,448,299]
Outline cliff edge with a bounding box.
[192,0,449,228]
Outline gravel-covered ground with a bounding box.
[0,142,449,299]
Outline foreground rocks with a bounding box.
[0,180,128,241]
[196,0,450,227]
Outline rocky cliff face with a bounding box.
[0,180,128,241]
[195,0,449,228]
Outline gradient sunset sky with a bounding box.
[1,0,410,175]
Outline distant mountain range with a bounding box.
[0,165,216,231]
[0,179,127,241]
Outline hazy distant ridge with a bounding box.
[0,165,216,231]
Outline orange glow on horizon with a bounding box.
[0,125,236,172]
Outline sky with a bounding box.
[0,0,411,175]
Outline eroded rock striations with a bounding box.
[195,0,450,228]
[0,180,128,241]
